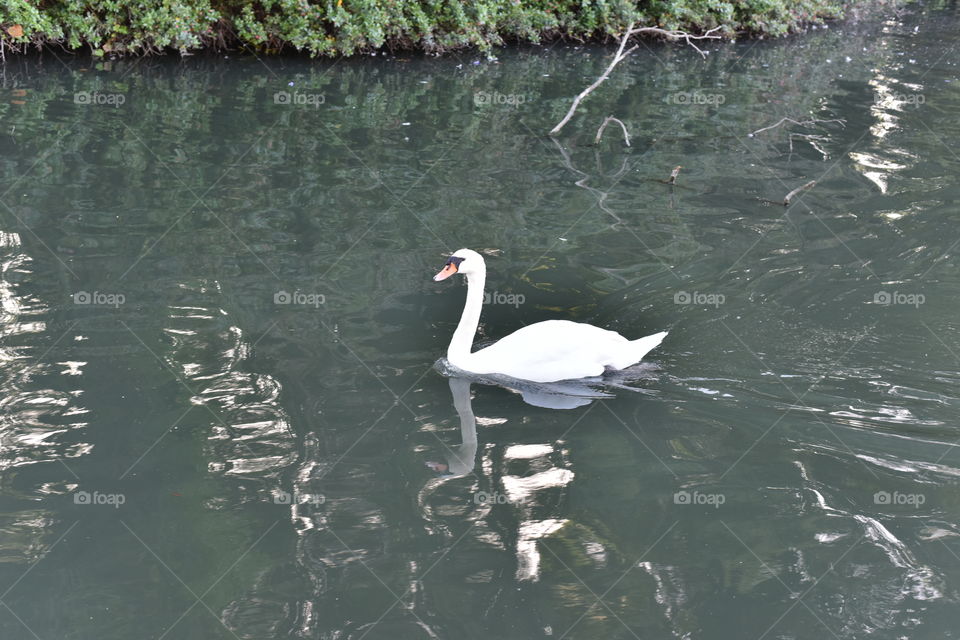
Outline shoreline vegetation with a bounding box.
[0,0,900,59]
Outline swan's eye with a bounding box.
[446,256,465,267]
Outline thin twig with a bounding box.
[783,180,816,206]
[550,23,722,136]
[627,25,723,59]
[749,117,845,137]
[595,115,631,146]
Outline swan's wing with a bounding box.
[468,320,629,382]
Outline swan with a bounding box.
[432,249,667,383]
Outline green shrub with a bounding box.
[0,0,876,57]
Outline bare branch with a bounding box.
[550,25,636,136]
[626,25,723,59]
[550,23,722,136]
[595,115,631,146]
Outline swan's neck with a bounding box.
[449,378,477,445]
[448,266,485,363]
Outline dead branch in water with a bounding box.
[549,30,636,137]
[783,180,816,206]
[789,133,830,159]
[595,115,631,146]
[550,23,722,136]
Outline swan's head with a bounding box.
[433,248,484,281]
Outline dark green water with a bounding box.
[1,5,960,639]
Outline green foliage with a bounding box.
[0,0,872,57]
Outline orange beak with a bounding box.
[433,262,458,281]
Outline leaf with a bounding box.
[6,24,23,38]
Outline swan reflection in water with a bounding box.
[421,362,659,583]
[423,377,478,478]
[425,358,660,478]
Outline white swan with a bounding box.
[433,249,667,383]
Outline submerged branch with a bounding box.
[789,133,830,158]
[783,180,817,206]
[749,117,845,137]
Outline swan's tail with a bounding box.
[613,331,668,369]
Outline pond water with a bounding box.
[1,5,960,639]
